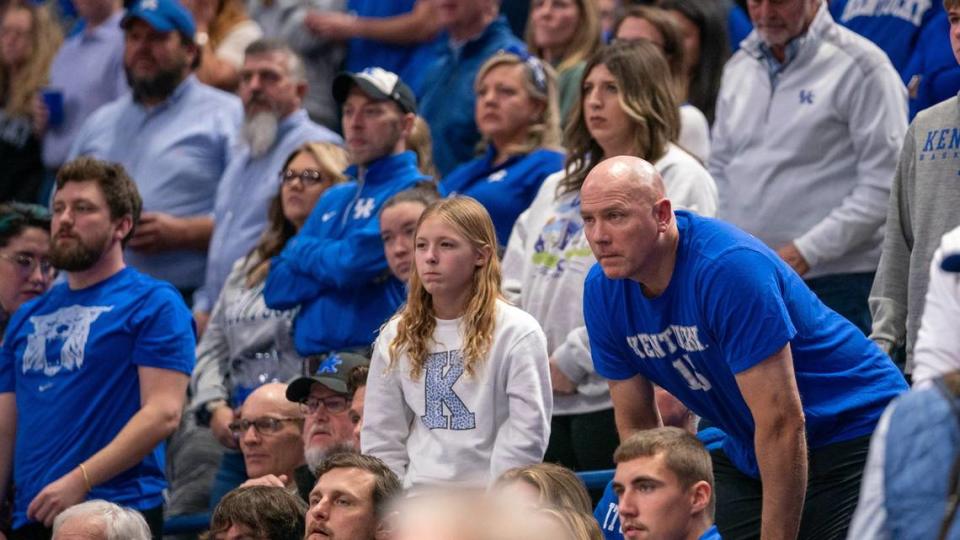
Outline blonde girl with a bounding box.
[362,196,552,489]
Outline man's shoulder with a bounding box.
[819,20,895,76]
[915,96,960,126]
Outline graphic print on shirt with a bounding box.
[626,325,712,392]
[840,0,929,26]
[22,305,113,376]
[531,195,593,278]
[421,349,476,430]
[918,126,960,165]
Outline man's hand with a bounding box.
[777,242,810,276]
[210,405,238,449]
[128,212,212,253]
[30,95,49,136]
[304,11,357,40]
[26,467,88,526]
[241,474,287,488]
[128,212,184,253]
[549,360,577,395]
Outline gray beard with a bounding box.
[242,111,279,158]
[304,446,327,472]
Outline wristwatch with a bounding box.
[196,398,227,427]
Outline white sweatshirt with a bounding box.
[910,226,960,385]
[361,299,552,489]
[502,144,717,416]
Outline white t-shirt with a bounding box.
[362,299,552,489]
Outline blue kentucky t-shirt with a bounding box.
[0,267,195,528]
[584,211,907,478]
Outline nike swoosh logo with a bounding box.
[322,211,336,222]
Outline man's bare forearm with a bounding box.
[756,419,807,540]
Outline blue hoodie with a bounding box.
[263,151,429,355]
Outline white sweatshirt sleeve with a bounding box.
[360,330,414,480]
[501,208,530,305]
[911,236,960,385]
[489,327,553,480]
[794,62,907,266]
[549,326,593,386]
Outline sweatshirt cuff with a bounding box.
[792,235,822,269]
[551,342,590,385]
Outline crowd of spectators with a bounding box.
[3,0,960,538]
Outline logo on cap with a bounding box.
[142,0,158,10]
[315,355,342,375]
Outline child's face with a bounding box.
[415,215,487,308]
[380,201,426,282]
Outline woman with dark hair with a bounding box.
[190,141,349,449]
[658,0,730,125]
[502,41,716,473]
[612,5,710,161]
[0,202,53,337]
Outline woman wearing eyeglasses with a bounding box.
[183,143,348,506]
[439,51,564,250]
[0,203,53,340]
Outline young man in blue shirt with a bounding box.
[580,156,907,540]
[0,157,195,539]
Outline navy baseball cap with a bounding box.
[121,0,196,39]
[333,67,417,114]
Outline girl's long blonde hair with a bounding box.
[388,197,501,379]
[0,2,62,117]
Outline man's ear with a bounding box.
[400,112,416,139]
[688,480,711,515]
[115,215,134,242]
[654,198,673,233]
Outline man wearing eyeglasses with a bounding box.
[231,383,305,492]
[242,352,367,502]
[193,39,341,336]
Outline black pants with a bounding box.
[544,408,619,472]
[712,435,871,540]
[11,504,163,540]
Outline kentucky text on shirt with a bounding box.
[625,325,708,360]
[840,0,929,25]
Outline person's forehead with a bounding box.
[54,180,108,206]
[615,453,678,486]
[308,382,346,399]
[314,467,376,499]
[6,227,50,250]
[241,392,292,418]
[243,52,288,75]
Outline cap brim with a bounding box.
[332,73,391,105]
[121,12,179,33]
[285,376,349,403]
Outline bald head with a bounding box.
[239,383,305,481]
[580,155,677,289]
[242,383,300,418]
[583,156,666,205]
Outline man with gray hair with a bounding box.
[52,501,150,540]
[192,39,341,332]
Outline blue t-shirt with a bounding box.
[440,146,564,246]
[0,267,195,528]
[584,211,907,478]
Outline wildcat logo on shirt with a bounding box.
[421,350,476,431]
[22,305,113,377]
